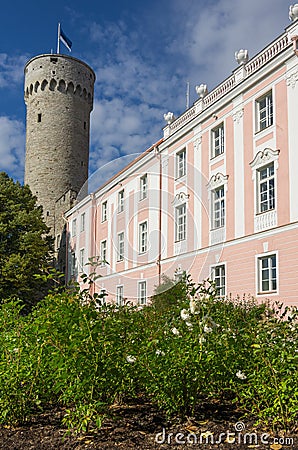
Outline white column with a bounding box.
[286,60,298,222]
[233,96,245,237]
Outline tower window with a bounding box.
[84,121,86,130]
[50,57,57,63]
[37,113,42,123]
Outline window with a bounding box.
[102,201,107,222]
[37,113,42,123]
[212,186,225,229]
[117,232,124,261]
[256,91,273,132]
[211,265,226,297]
[79,248,85,268]
[176,149,186,178]
[140,174,148,200]
[257,163,275,213]
[211,123,224,158]
[258,254,277,293]
[138,281,147,305]
[116,285,124,306]
[100,240,107,266]
[72,219,77,237]
[80,213,85,232]
[118,190,124,213]
[175,203,186,241]
[139,221,148,253]
[70,252,76,277]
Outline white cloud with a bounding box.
[0,116,25,181]
[90,97,162,175]
[167,0,288,89]
[0,53,28,88]
[87,20,186,178]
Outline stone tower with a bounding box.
[24,54,95,268]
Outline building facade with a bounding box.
[66,12,298,307]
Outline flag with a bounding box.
[59,26,72,52]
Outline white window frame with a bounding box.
[257,163,275,214]
[100,240,107,266]
[118,189,124,213]
[207,173,228,244]
[211,263,226,297]
[256,252,278,295]
[79,248,85,269]
[176,148,186,179]
[140,174,148,200]
[250,148,279,232]
[116,285,124,306]
[256,90,273,132]
[212,185,225,229]
[72,218,77,237]
[70,252,76,277]
[80,213,85,232]
[175,203,186,242]
[139,221,148,254]
[101,201,107,222]
[138,280,147,305]
[117,231,124,261]
[211,122,224,158]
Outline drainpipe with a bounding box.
[65,215,69,285]
[90,193,97,297]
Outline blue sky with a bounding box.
[0,0,291,182]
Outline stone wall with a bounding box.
[24,54,95,261]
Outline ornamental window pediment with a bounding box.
[250,147,280,172]
[207,172,229,191]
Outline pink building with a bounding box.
[66,13,298,307]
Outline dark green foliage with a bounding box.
[151,274,189,313]
[0,272,297,433]
[0,172,53,307]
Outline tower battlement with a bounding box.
[24,54,95,107]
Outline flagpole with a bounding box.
[57,23,60,54]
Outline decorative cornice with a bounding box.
[194,136,202,151]
[286,69,298,87]
[250,148,280,170]
[164,32,291,139]
[195,84,208,98]
[232,108,244,124]
[289,4,298,22]
[235,49,249,65]
[207,172,229,190]
[172,191,190,206]
[164,111,175,124]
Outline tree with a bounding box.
[0,172,53,307]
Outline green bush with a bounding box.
[0,273,297,432]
